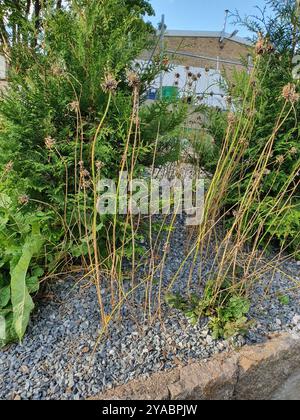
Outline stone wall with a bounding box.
[91,333,300,400]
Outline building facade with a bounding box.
[142,30,252,108]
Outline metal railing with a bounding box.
[166,49,253,70]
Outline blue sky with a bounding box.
[148,0,272,38]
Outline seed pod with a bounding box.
[101,73,119,94]
[282,83,300,104]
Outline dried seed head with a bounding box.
[126,70,140,89]
[254,34,274,56]
[96,161,104,171]
[163,243,170,254]
[101,73,119,94]
[192,74,198,82]
[18,195,30,205]
[248,109,257,118]
[226,96,232,105]
[255,37,265,55]
[51,64,64,76]
[68,101,80,112]
[205,66,210,73]
[276,155,285,165]
[79,165,91,189]
[239,137,249,147]
[266,41,274,54]
[80,169,90,178]
[227,112,235,124]
[4,161,13,173]
[45,136,56,150]
[187,71,193,78]
[175,73,180,79]
[282,83,300,104]
[197,73,201,79]
[80,179,91,189]
[289,147,298,156]
[233,209,243,219]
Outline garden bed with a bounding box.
[0,218,299,400]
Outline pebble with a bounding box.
[20,366,29,375]
[292,315,300,326]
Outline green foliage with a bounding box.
[277,294,290,306]
[0,0,154,52]
[201,3,300,257]
[140,99,188,166]
[192,106,228,171]
[186,127,217,168]
[166,279,251,340]
[233,0,300,55]
[0,0,186,345]
[0,192,44,346]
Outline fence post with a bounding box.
[159,14,166,99]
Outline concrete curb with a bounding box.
[89,333,300,400]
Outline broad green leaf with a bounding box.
[26,276,39,294]
[0,315,6,344]
[10,224,43,341]
[0,311,17,348]
[0,286,10,308]
[33,267,44,278]
[0,214,9,230]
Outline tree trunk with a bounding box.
[0,17,10,50]
[33,0,41,47]
[26,0,32,16]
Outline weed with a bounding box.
[166,278,252,340]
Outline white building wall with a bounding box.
[155,65,227,109]
[138,60,227,109]
[0,55,6,80]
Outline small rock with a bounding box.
[201,329,209,338]
[292,315,300,326]
[206,335,213,345]
[20,365,29,374]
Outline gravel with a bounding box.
[0,217,299,400]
